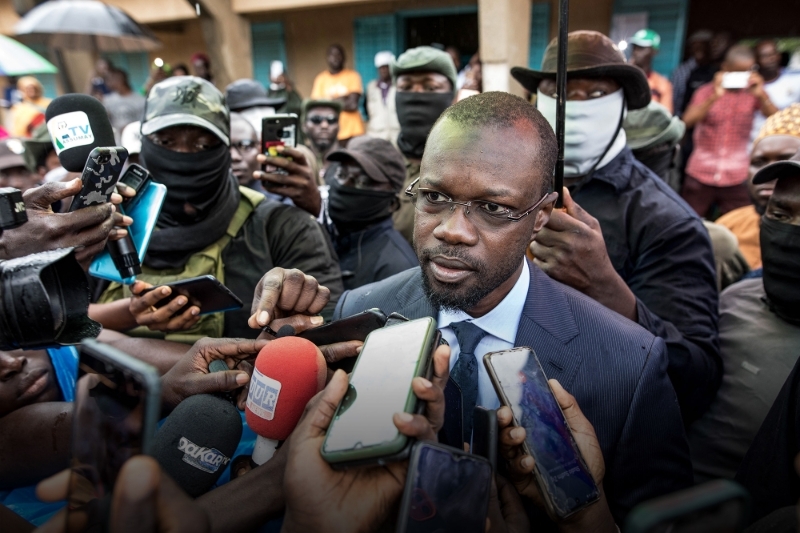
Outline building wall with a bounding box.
[0,0,617,98]
[248,0,478,99]
[550,0,614,37]
[147,20,209,75]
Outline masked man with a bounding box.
[94,77,343,342]
[391,46,457,243]
[512,31,719,423]
[689,149,800,483]
[324,136,418,290]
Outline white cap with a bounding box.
[121,121,142,155]
[270,60,284,80]
[374,51,395,68]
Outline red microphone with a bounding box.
[245,336,327,464]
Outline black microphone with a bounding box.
[150,393,243,498]
[44,94,116,173]
[45,94,141,278]
[150,359,242,497]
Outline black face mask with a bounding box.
[395,91,454,159]
[760,216,800,325]
[328,179,396,234]
[140,137,231,225]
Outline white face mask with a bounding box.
[537,89,627,177]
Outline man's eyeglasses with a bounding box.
[231,139,258,153]
[404,177,555,230]
[307,115,338,125]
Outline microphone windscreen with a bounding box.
[245,337,326,441]
[151,394,242,498]
[276,325,295,338]
[45,94,117,172]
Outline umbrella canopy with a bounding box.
[0,34,58,76]
[14,0,161,52]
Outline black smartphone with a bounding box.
[624,480,750,533]
[438,378,463,449]
[484,347,599,519]
[118,163,151,211]
[298,308,387,371]
[69,146,128,212]
[66,339,161,533]
[261,113,297,174]
[472,406,498,472]
[321,317,440,468]
[139,275,243,315]
[397,441,492,533]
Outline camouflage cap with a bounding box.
[391,46,457,91]
[141,76,230,145]
[301,99,342,121]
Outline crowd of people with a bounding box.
[1,23,800,533]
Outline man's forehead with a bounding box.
[422,119,538,194]
[308,106,337,116]
[397,71,448,81]
[230,116,256,138]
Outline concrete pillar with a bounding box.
[478,0,531,97]
[195,0,253,89]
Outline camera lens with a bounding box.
[0,248,101,350]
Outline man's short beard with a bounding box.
[314,138,333,152]
[416,243,523,313]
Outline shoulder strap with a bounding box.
[220,186,265,245]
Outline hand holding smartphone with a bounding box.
[397,441,492,533]
[66,340,160,533]
[321,317,440,468]
[261,114,297,174]
[484,347,599,519]
[138,275,243,315]
[69,147,128,212]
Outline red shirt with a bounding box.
[686,83,761,187]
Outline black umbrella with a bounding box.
[554,0,569,208]
[14,0,160,53]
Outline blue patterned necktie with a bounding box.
[449,321,488,443]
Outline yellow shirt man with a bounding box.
[311,69,365,141]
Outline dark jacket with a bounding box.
[573,147,720,424]
[222,199,343,337]
[334,264,693,524]
[334,218,418,291]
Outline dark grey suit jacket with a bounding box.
[334,262,692,524]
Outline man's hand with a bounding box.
[255,146,322,216]
[486,474,530,533]
[249,267,330,329]
[712,70,727,99]
[497,379,616,532]
[280,343,450,533]
[129,281,202,333]
[0,179,130,269]
[160,337,267,412]
[748,71,766,98]
[531,188,637,321]
[34,457,209,533]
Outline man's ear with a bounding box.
[531,195,556,236]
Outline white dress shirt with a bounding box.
[438,261,530,410]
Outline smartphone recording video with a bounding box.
[69,147,128,212]
[65,340,160,533]
[261,114,297,174]
[321,317,439,467]
[485,347,599,519]
[397,442,492,533]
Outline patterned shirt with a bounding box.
[686,83,761,187]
